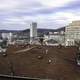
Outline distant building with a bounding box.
[30,22,37,38]
[44,31,65,45]
[65,20,80,46]
[1,32,14,45]
[30,22,37,43]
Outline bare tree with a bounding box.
[39,38,44,45]
[75,40,80,51]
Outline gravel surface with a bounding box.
[0,45,80,80]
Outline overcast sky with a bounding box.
[0,0,80,30]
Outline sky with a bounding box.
[0,0,80,30]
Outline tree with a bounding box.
[75,40,80,46]
[39,38,44,45]
[1,40,7,48]
[75,40,80,51]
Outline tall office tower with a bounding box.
[30,22,37,43]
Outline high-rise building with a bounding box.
[30,22,37,43]
[30,22,37,38]
[65,20,80,46]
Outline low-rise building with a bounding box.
[44,31,65,45]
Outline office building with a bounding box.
[65,20,80,46]
[30,22,37,43]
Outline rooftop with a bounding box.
[69,20,80,26]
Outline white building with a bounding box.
[30,22,37,43]
[44,31,65,45]
[2,32,12,40]
[65,20,80,46]
[1,32,13,45]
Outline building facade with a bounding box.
[30,22,37,38]
[44,31,65,45]
[65,21,80,46]
[30,22,37,43]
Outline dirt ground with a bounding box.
[0,45,80,80]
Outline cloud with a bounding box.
[0,0,80,30]
[38,0,75,7]
[0,0,19,10]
